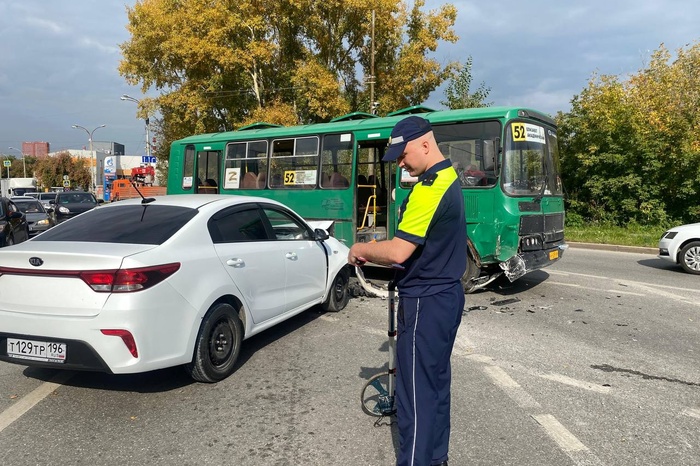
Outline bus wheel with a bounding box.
[461,253,480,294]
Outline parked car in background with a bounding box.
[0,196,30,247]
[11,197,55,237]
[0,195,351,383]
[49,191,100,224]
[658,223,700,274]
[36,192,58,211]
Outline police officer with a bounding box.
[349,116,467,466]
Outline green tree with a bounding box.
[440,56,491,109]
[557,42,700,226]
[33,152,91,192]
[119,0,459,155]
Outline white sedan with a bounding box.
[658,222,700,274]
[0,195,351,382]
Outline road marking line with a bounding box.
[622,282,699,307]
[544,281,582,288]
[0,371,74,433]
[318,314,339,322]
[483,365,541,409]
[549,269,696,293]
[539,373,612,394]
[546,281,646,297]
[604,289,645,296]
[531,414,588,452]
[682,408,700,420]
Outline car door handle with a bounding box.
[226,258,245,267]
[285,252,298,260]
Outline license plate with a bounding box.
[549,250,559,260]
[6,338,67,363]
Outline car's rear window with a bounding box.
[14,200,44,213]
[33,204,198,244]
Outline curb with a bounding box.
[567,242,657,255]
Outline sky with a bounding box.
[0,0,699,158]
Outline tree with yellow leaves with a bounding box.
[119,0,459,164]
[557,42,700,225]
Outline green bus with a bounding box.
[167,105,567,292]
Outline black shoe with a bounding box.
[432,462,448,466]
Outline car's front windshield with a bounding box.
[503,122,563,197]
[59,193,95,204]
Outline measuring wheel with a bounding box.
[361,371,396,416]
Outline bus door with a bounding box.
[355,139,392,243]
[196,149,221,194]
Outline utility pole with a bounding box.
[370,10,377,115]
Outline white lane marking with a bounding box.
[682,408,700,420]
[531,414,588,452]
[483,365,541,410]
[318,315,339,322]
[0,371,75,433]
[605,289,645,296]
[623,281,699,307]
[539,373,611,394]
[544,281,582,288]
[546,281,645,297]
[549,269,696,293]
[452,329,475,357]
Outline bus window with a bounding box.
[270,137,319,189]
[320,134,353,189]
[503,122,553,196]
[182,145,195,190]
[197,150,220,193]
[225,140,268,189]
[431,121,501,188]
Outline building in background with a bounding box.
[93,141,125,156]
[21,141,50,157]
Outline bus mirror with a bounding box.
[483,139,499,172]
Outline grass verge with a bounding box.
[565,223,668,248]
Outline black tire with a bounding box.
[679,241,700,275]
[186,303,243,383]
[461,252,479,294]
[322,267,350,312]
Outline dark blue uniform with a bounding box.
[393,159,467,466]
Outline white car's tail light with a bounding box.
[0,263,180,293]
[80,263,181,292]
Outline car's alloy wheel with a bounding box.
[186,303,243,383]
[680,241,700,275]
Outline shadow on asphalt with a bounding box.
[637,257,683,274]
[21,307,330,393]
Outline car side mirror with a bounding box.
[313,228,329,241]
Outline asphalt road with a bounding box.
[0,247,698,465]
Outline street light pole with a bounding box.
[72,124,106,192]
[8,147,27,178]
[120,94,151,158]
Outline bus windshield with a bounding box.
[503,122,563,197]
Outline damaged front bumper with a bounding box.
[499,243,569,282]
